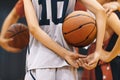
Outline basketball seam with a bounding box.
[63,22,95,34]
[64,14,95,22]
[7,29,28,38]
[72,26,96,47]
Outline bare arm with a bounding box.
[80,0,106,53]
[24,0,68,59]
[1,0,24,38]
[77,0,107,65]
[107,38,120,61]
[106,0,120,62]
[0,0,24,52]
[23,0,86,68]
[116,0,120,11]
[0,8,19,38]
[96,0,120,62]
[100,12,120,62]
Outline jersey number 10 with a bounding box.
[38,0,69,25]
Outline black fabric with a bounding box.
[105,33,118,51]
[110,56,120,80]
[96,10,120,80]
[107,10,120,80]
[95,65,103,80]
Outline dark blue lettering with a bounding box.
[38,0,69,25]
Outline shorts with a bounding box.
[24,66,78,80]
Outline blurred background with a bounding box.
[1,0,120,80]
[0,0,26,80]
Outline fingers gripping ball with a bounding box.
[15,0,24,17]
[5,23,29,49]
[62,11,97,47]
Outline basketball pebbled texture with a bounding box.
[15,0,24,17]
[5,23,29,49]
[62,11,97,47]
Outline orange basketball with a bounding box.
[5,23,29,49]
[62,11,97,47]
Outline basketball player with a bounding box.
[94,0,120,80]
[0,0,24,52]
[23,0,107,80]
[99,0,120,62]
[82,1,120,80]
[0,0,107,80]
[0,0,87,79]
[86,0,120,64]
[0,0,87,67]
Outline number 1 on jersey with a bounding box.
[38,0,69,25]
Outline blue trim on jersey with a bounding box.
[30,70,36,80]
[27,45,30,54]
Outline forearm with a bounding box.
[80,0,107,52]
[108,37,120,61]
[32,27,69,58]
[23,0,69,59]
[1,8,19,38]
[95,12,106,51]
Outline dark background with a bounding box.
[0,0,26,80]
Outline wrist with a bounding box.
[64,51,71,60]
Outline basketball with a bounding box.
[62,11,97,47]
[4,23,29,49]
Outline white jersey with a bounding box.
[26,0,76,70]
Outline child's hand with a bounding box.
[82,53,99,70]
[65,52,87,68]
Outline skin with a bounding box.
[97,0,120,62]
[84,0,120,70]
[23,0,106,69]
[100,12,120,62]
[0,5,21,52]
[76,0,107,69]
[0,0,107,69]
[0,0,86,68]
